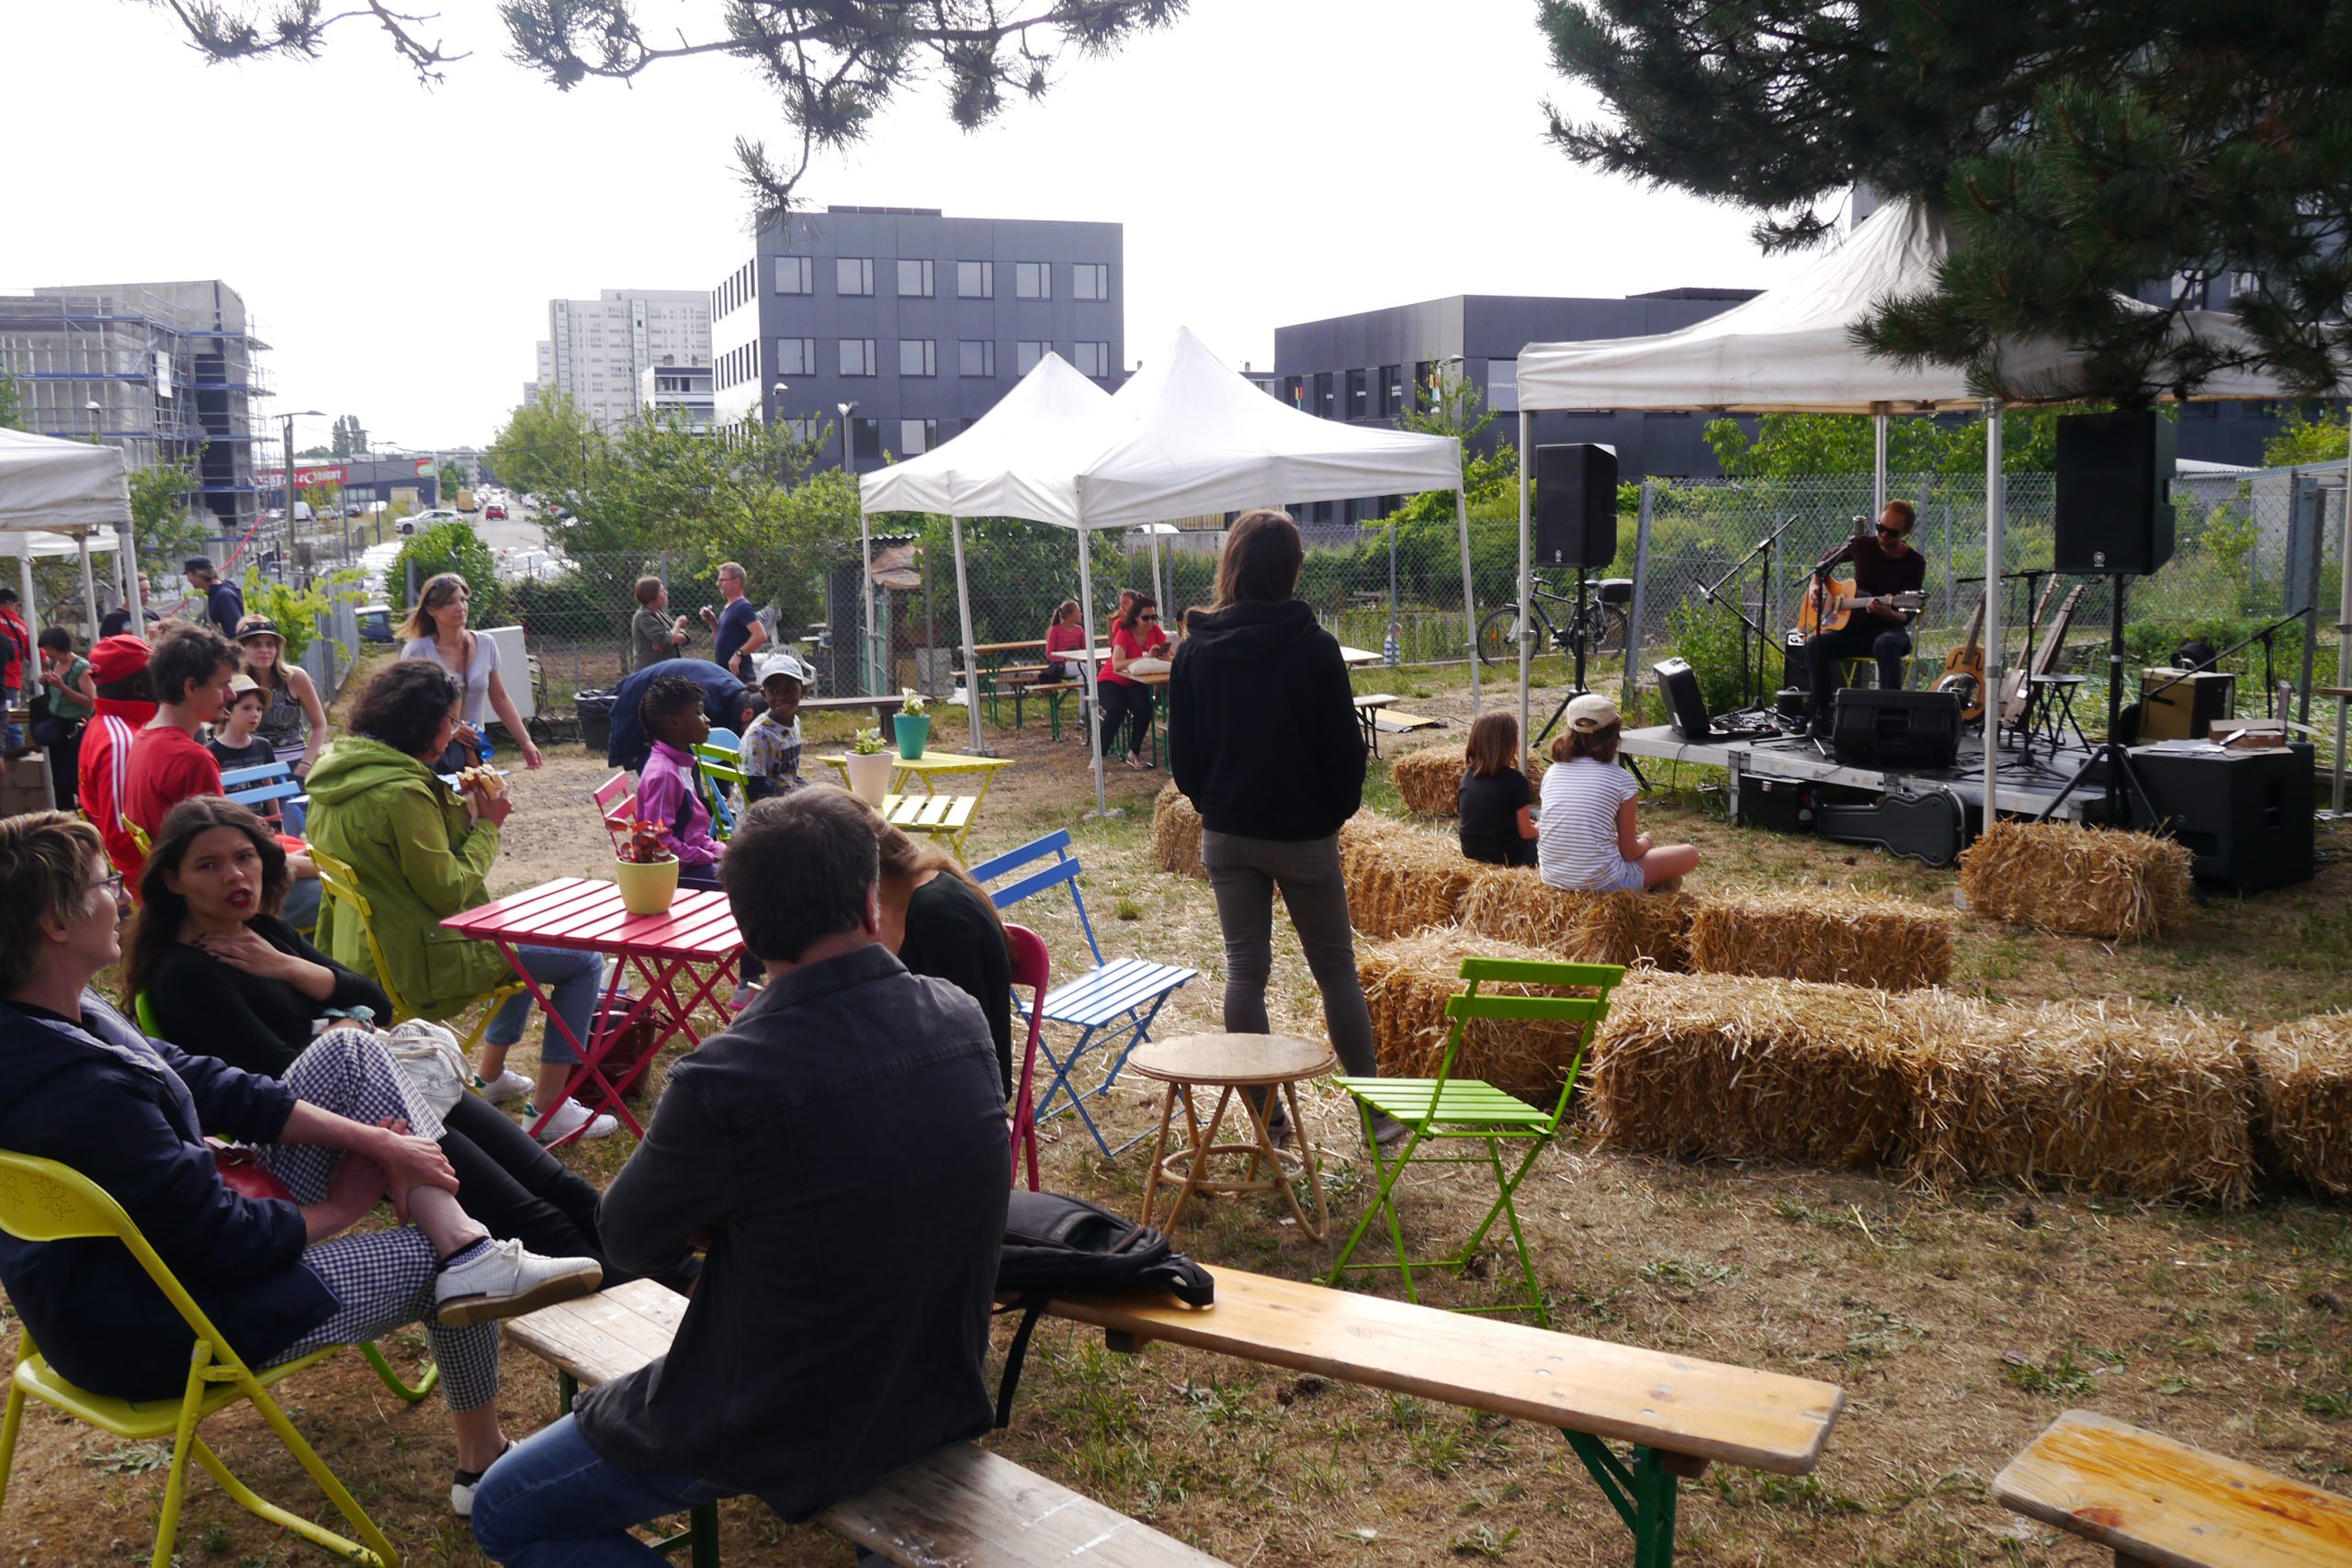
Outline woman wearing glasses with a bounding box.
[1096,592,1170,772]
[1804,499,1927,735]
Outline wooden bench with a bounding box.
[506,1280,1227,1568]
[1046,1264,1843,1566]
[1992,1408,2352,1568]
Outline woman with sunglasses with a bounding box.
[1096,593,1170,772]
[1804,499,1927,735]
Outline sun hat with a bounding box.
[227,672,262,699]
[89,635,153,685]
[1565,692,1621,733]
[233,614,281,642]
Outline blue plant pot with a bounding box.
[895,713,931,761]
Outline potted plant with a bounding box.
[843,728,895,806]
[895,687,932,761]
[612,818,680,915]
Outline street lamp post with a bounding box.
[281,409,323,584]
[841,400,875,694]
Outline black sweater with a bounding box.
[146,914,395,1077]
[1168,599,1365,841]
[899,873,1013,1097]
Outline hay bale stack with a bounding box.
[1455,866,1693,971]
[1339,816,1480,939]
[1687,888,1951,990]
[2246,1012,2352,1197]
[1390,747,1464,817]
[1358,930,1603,1103]
[1589,974,1927,1168]
[1958,820,2193,941]
[1149,782,1204,879]
[1910,998,2257,1206]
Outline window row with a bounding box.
[778,415,946,458]
[778,336,1113,378]
[775,255,1112,301]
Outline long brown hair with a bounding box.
[855,801,1012,957]
[1212,509,1304,608]
[1463,712,1522,778]
[1551,719,1623,765]
[400,571,469,643]
[122,796,288,1006]
[1116,594,1159,635]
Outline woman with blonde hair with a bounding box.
[400,572,544,773]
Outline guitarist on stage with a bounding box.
[1805,500,1928,737]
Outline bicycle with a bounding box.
[1476,572,1631,669]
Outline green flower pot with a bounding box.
[895,713,931,761]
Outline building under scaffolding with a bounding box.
[0,279,269,550]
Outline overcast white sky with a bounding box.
[2,1,1810,451]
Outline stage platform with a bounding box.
[1621,722,2109,822]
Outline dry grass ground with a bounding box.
[5,661,2348,1566]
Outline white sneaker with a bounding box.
[433,1237,602,1328]
[533,1098,620,1144]
[477,1068,531,1106]
[449,1440,511,1517]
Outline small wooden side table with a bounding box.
[1131,1032,1334,1240]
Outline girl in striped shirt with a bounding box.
[1536,693,1699,893]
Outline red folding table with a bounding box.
[439,877,745,1145]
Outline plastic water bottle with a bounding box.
[1384,623,1400,666]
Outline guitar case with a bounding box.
[1814,785,1968,868]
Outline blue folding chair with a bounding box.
[220,762,306,834]
[971,830,1197,1158]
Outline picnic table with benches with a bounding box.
[506,1280,1228,1568]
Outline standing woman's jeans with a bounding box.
[1200,829,1378,1082]
[485,944,608,1065]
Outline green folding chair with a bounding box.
[691,742,747,841]
[1326,955,1624,1328]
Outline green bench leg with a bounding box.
[1563,1432,1680,1567]
[556,1374,722,1565]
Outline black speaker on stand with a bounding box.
[1532,444,1621,742]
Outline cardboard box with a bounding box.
[0,750,55,817]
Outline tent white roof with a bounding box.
[0,528,121,559]
[1516,198,2290,415]
[0,425,132,533]
[858,353,1114,525]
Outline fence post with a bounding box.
[1623,479,1655,715]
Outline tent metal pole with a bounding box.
[1454,484,1480,707]
[76,536,97,637]
[858,508,876,695]
[1149,530,1165,611]
[1871,406,1889,523]
[1077,525,1110,817]
[950,515,986,757]
[1517,409,1532,751]
[122,521,142,627]
[1981,398,2005,826]
[17,557,39,644]
[2336,408,2351,811]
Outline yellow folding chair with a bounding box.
[0,1150,400,1568]
[306,847,520,1055]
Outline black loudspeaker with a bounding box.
[2125,742,2314,891]
[1654,657,1713,739]
[1534,443,1620,568]
[2054,410,2176,575]
[1830,689,1962,770]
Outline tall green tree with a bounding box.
[1540,3,2352,401]
[330,414,368,459]
[2262,406,2351,468]
[141,1,1186,226]
[439,460,467,502]
[128,457,207,573]
[1391,363,1518,524]
[1702,407,2097,479]
[0,372,24,432]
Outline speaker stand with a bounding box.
[1532,568,1593,748]
[2038,574,2159,827]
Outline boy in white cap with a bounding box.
[1536,693,1700,892]
[738,651,811,803]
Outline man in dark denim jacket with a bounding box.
[472,790,1010,1563]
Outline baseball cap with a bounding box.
[1565,693,1622,733]
[756,650,812,687]
[90,635,153,685]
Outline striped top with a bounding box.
[1536,757,1639,891]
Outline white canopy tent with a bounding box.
[864,329,1476,814]
[1513,197,2291,819]
[0,427,141,645]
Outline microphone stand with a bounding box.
[2140,607,2310,721]
[1699,513,1800,714]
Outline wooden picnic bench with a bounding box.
[506,1280,1228,1567]
[1049,1264,1842,1567]
[796,693,910,742]
[1992,1407,2352,1568]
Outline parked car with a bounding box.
[483,502,508,521]
[407,508,465,531]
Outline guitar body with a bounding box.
[1799,579,1925,637]
[1998,584,2087,728]
[1933,592,1989,722]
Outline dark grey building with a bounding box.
[1272,290,1762,523]
[711,206,1124,470]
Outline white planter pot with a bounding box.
[843,750,895,807]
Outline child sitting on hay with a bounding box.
[1537,693,1699,893]
[1457,712,1539,868]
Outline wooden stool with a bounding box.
[1131,1032,1334,1240]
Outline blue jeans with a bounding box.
[484,945,606,1066]
[470,1415,737,1566]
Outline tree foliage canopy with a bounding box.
[1540,2,2352,402]
[141,0,1186,226]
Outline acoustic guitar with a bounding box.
[1797,578,1926,637]
[1996,583,2087,728]
[1932,592,1988,722]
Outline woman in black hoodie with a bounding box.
[1169,509,1395,1147]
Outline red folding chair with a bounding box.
[1006,923,1049,1191]
[592,771,638,855]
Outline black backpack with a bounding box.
[992,1190,1214,1427]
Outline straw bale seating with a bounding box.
[2246,1010,2352,1197]
[1389,746,1545,818]
[1149,782,1204,879]
[1687,887,1952,990]
[1338,815,1481,939]
[1454,866,1694,970]
[1357,930,1603,1103]
[1957,819,2193,941]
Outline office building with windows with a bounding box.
[709,206,1123,468]
[530,288,712,433]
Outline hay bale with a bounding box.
[1958,820,2193,941]
[1687,887,1951,990]
[2246,1012,2352,1197]
[1588,974,1928,1168]
[1339,815,1479,939]
[1455,865,1693,971]
[1149,782,1204,879]
[1390,747,1464,817]
[1909,997,2257,1206]
[1358,930,1604,1103]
